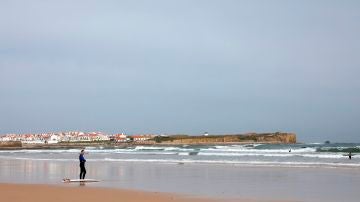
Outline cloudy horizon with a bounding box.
[1,0,359,142]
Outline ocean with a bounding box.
[0,143,359,168]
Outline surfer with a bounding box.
[79,149,86,179]
[348,152,352,160]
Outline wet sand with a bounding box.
[1,157,359,202]
[0,183,251,202]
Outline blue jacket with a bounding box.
[79,154,86,163]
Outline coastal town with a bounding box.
[0,131,297,146]
[0,131,156,144]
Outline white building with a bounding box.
[47,134,60,144]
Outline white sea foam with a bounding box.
[164,147,194,151]
[301,154,345,159]
[1,154,359,168]
[178,152,190,156]
[101,158,360,168]
[197,152,351,159]
[134,146,164,150]
[114,151,177,155]
[163,147,180,151]
[200,147,316,153]
[198,152,293,157]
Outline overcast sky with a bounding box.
[0,0,359,142]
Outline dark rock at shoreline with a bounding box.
[0,141,22,148]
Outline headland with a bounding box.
[0,132,296,150]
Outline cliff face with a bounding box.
[252,133,296,143]
[159,133,296,144]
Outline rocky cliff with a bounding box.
[156,132,296,144]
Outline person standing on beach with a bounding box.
[79,149,86,179]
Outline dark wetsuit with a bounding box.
[79,154,86,179]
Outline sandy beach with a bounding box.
[0,183,246,202]
[1,152,360,202]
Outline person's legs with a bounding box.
[79,165,82,179]
[80,163,86,179]
[81,166,86,179]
